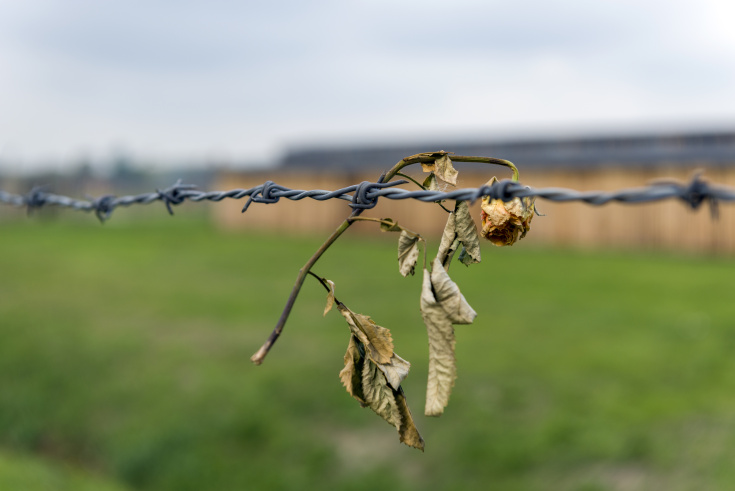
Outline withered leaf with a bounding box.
[433,154,458,186]
[396,387,425,451]
[420,268,457,416]
[422,173,440,191]
[336,303,423,449]
[337,305,409,388]
[417,152,457,185]
[379,218,401,232]
[377,352,411,391]
[362,357,401,428]
[437,212,459,270]
[398,231,420,277]
[437,201,481,269]
[454,201,481,265]
[422,156,459,186]
[457,246,470,265]
[338,305,394,364]
[339,335,366,406]
[430,258,477,325]
[323,279,336,316]
[361,357,424,450]
[421,162,435,173]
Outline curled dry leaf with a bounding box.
[419,260,477,416]
[337,305,410,389]
[430,258,477,325]
[338,305,394,364]
[457,247,470,265]
[421,154,458,186]
[337,314,424,450]
[339,335,366,406]
[323,279,336,316]
[361,357,424,450]
[362,358,401,428]
[395,387,425,450]
[377,218,421,277]
[453,201,481,265]
[437,212,459,269]
[436,201,481,269]
[434,154,458,185]
[398,231,420,277]
[422,173,440,191]
[377,352,411,391]
[379,218,401,232]
[420,268,457,417]
[480,176,535,246]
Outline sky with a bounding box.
[2,0,735,174]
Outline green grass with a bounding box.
[0,450,130,491]
[2,217,735,490]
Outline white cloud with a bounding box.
[1,0,735,172]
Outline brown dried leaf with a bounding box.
[339,335,366,406]
[377,353,411,391]
[338,305,394,364]
[430,258,477,325]
[337,306,409,388]
[362,358,401,428]
[433,154,458,186]
[396,387,425,451]
[437,212,459,269]
[454,201,481,265]
[398,231,420,277]
[422,173,440,191]
[336,302,422,449]
[420,268,457,416]
[379,218,401,232]
[323,279,336,316]
[437,202,481,269]
[416,151,453,178]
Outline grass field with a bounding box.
[2,216,735,490]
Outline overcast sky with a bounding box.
[2,0,735,173]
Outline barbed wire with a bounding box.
[0,173,727,222]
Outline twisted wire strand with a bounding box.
[0,174,728,222]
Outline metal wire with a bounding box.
[0,173,727,222]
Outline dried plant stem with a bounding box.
[347,216,421,236]
[394,172,427,189]
[395,172,452,213]
[250,216,355,364]
[307,271,333,294]
[384,154,520,182]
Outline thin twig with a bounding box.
[395,172,427,190]
[308,271,335,296]
[250,215,356,364]
[395,172,452,213]
[348,216,424,239]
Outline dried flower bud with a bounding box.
[480,177,535,246]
